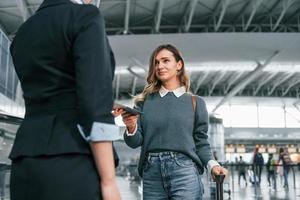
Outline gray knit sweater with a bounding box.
[124,92,213,177]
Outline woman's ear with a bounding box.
[177,60,183,71]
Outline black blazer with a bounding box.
[9,0,117,161]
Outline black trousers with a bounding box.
[10,154,101,200]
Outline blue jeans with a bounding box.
[283,167,289,188]
[142,151,204,200]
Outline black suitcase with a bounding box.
[215,174,225,200]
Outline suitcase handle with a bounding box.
[215,174,225,200]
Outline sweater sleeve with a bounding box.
[193,96,214,167]
[123,104,143,148]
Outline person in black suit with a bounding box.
[9,0,120,199]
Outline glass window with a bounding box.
[258,106,285,128]
[215,105,231,127]
[0,35,7,94]
[230,105,258,127]
[13,74,19,100]
[285,107,300,128]
[6,57,14,99]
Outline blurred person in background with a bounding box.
[252,147,264,185]
[278,147,291,188]
[238,156,247,186]
[266,153,277,190]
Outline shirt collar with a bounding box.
[159,86,186,98]
[70,0,83,4]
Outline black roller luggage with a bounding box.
[215,174,225,200]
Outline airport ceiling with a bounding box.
[1,0,300,36]
[0,0,300,100]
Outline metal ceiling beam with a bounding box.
[244,0,263,31]
[299,15,300,31]
[197,1,214,13]
[232,0,251,23]
[215,0,231,31]
[106,23,298,33]
[123,0,130,34]
[268,73,294,95]
[0,23,8,36]
[0,5,37,10]
[130,57,147,70]
[133,15,153,26]
[253,72,277,95]
[0,9,24,19]
[253,0,281,25]
[136,3,176,26]
[212,50,280,113]
[282,79,300,96]
[224,71,245,93]
[293,99,300,112]
[184,0,198,32]
[127,57,147,79]
[102,2,124,12]
[284,7,300,23]
[131,77,138,95]
[213,0,222,12]
[208,71,227,96]
[15,0,30,21]
[269,0,282,14]
[154,0,164,33]
[194,72,209,94]
[272,0,294,31]
[115,74,120,100]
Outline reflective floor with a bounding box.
[117,168,300,200]
[200,169,300,200]
[1,169,299,200]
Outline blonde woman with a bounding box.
[115,44,227,199]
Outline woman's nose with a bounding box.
[157,62,164,69]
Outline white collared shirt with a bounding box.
[159,86,186,98]
[127,86,186,135]
[70,0,83,4]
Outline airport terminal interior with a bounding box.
[0,0,300,199]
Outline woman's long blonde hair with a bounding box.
[134,44,190,105]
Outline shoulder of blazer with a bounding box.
[73,4,102,20]
[71,4,103,34]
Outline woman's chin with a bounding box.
[158,78,168,83]
[157,75,168,82]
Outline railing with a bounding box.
[0,112,22,199]
[214,162,299,199]
[0,163,10,200]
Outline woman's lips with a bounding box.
[157,71,167,76]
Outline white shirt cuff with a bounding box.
[77,122,120,142]
[207,159,220,174]
[125,125,137,136]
